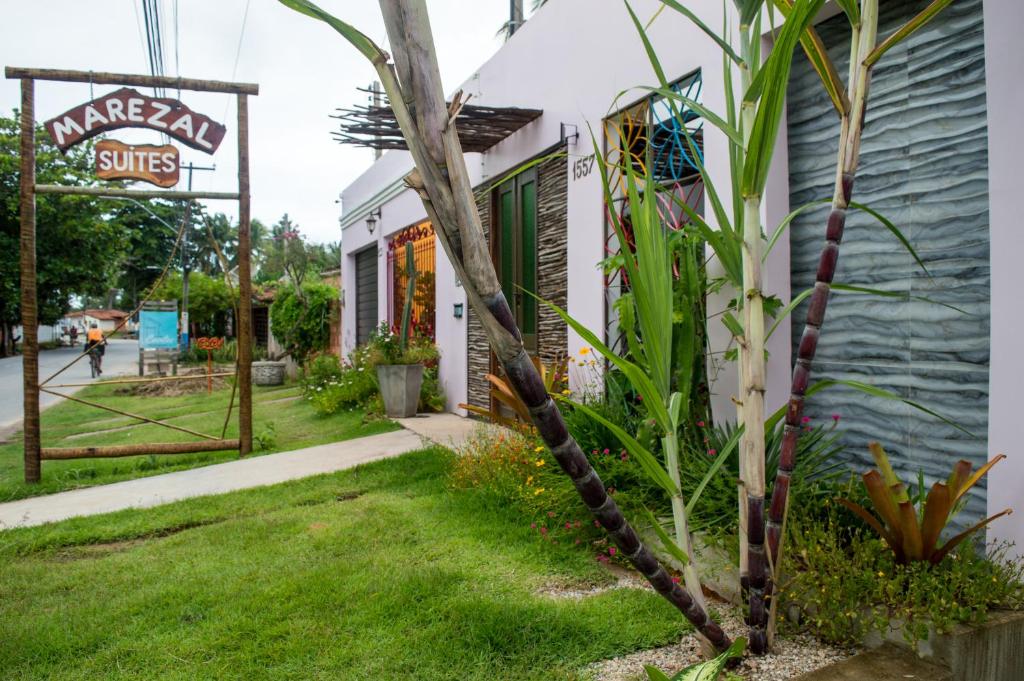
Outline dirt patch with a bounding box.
[536,563,648,600]
[45,519,225,562]
[115,368,234,397]
[291,490,366,507]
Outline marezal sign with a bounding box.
[95,140,180,188]
[44,87,226,154]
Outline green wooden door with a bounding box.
[494,169,538,353]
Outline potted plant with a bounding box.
[375,242,424,417]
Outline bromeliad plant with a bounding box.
[457,355,566,427]
[837,443,1012,565]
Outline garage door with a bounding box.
[355,246,378,345]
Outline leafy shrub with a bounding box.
[253,422,277,451]
[449,428,605,552]
[179,338,269,365]
[362,321,440,366]
[689,417,845,534]
[305,365,378,415]
[270,281,338,365]
[781,494,1024,646]
[302,353,344,391]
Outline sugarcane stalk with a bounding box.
[734,18,770,655]
[370,0,731,653]
[765,0,880,605]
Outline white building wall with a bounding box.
[983,0,1024,550]
[340,0,793,419]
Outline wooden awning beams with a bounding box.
[332,100,543,153]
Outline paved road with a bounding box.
[0,338,139,430]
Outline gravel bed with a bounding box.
[586,610,855,681]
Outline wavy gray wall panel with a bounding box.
[786,0,990,524]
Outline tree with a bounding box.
[0,113,126,355]
[107,198,184,311]
[151,271,237,337]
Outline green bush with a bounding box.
[179,339,268,364]
[781,493,1024,646]
[270,282,337,365]
[301,330,444,417]
[448,427,605,553]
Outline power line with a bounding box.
[222,0,252,122]
[132,1,148,73]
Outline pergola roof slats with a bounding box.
[332,98,543,153]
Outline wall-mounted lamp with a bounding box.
[560,122,579,146]
[366,207,382,234]
[453,302,464,319]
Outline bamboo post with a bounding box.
[41,439,241,460]
[236,94,253,457]
[19,77,40,484]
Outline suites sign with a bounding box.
[43,87,226,154]
[95,140,179,188]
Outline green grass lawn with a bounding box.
[0,449,691,680]
[0,380,397,502]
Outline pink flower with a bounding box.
[530,522,537,529]
[832,413,841,423]
[697,421,705,427]
[565,522,572,530]
[596,554,609,563]
[801,416,811,424]
[540,527,548,535]
[603,448,610,455]
[671,576,681,584]
[707,448,717,456]
[608,547,617,556]
[620,452,629,461]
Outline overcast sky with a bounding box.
[1,0,527,244]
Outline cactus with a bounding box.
[399,240,417,353]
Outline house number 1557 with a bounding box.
[573,154,595,181]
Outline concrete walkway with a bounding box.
[0,413,484,531]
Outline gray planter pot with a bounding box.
[252,360,286,386]
[376,363,423,418]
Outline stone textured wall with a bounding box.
[787,0,990,521]
[467,149,569,410]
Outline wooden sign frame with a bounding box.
[4,66,259,483]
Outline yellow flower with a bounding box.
[579,347,591,355]
[561,388,571,396]
[534,487,545,495]
[877,571,885,578]
[534,446,545,453]
[535,459,545,467]
[526,475,534,485]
